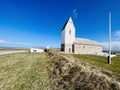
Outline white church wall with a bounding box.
[64,44,73,53]
[64,18,75,44]
[61,17,75,45]
[61,29,65,44]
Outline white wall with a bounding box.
[61,29,65,44]
[95,53,116,57]
[61,17,75,44]
[30,48,44,53]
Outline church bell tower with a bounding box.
[61,17,75,53]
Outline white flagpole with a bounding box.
[108,12,111,64]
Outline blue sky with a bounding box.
[0,0,120,50]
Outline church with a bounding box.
[61,17,102,54]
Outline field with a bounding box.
[0,52,50,90]
[72,54,120,75]
[0,50,120,90]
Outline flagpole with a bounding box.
[108,12,111,64]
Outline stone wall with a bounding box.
[74,44,102,54]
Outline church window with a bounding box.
[83,46,85,49]
[69,30,71,34]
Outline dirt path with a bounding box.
[0,50,27,55]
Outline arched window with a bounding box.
[69,30,71,34]
[83,46,85,49]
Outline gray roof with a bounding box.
[74,38,101,46]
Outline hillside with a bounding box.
[0,50,120,90]
[48,50,120,90]
[0,52,50,90]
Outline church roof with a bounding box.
[74,38,101,46]
[61,20,68,31]
[61,17,73,31]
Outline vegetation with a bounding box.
[0,52,50,90]
[72,54,120,75]
[0,48,29,51]
[47,50,120,90]
[0,50,120,90]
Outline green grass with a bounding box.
[1,51,120,89]
[72,54,120,75]
[0,52,50,90]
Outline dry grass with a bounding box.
[47,50,120,90]
[0,52,50,90]
[1,50,120,90]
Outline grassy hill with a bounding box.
[0,50,120,90]
[0,52,50,90]
[47,50,120,90]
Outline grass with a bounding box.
[0,50,120,90]
[47,50,120,90]
[0,52,50,90]
[72,54,120,75]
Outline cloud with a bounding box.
[99,41,120,50]
[16,42,24,45]
[0,39,34,47]
[100,30,120,50]
[72,9,78,18]
[114,31,120,40]
[0,40,10,44]
[15,42,34,46]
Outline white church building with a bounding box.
[61,17,102,54]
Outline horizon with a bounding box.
[0,0,120,50]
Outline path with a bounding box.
[0,50,27,55]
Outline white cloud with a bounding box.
[100,30,120,50]
[15,42,32,46]
[0,40,10,44]
[72,9,78,18]
[99,41,120,50]
[16,42,22,45]
[114,31,120,40]
[0,40,34,47]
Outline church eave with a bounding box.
[73,43,102,47]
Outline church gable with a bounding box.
[61,17,75,45]
[62,17,75,31]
